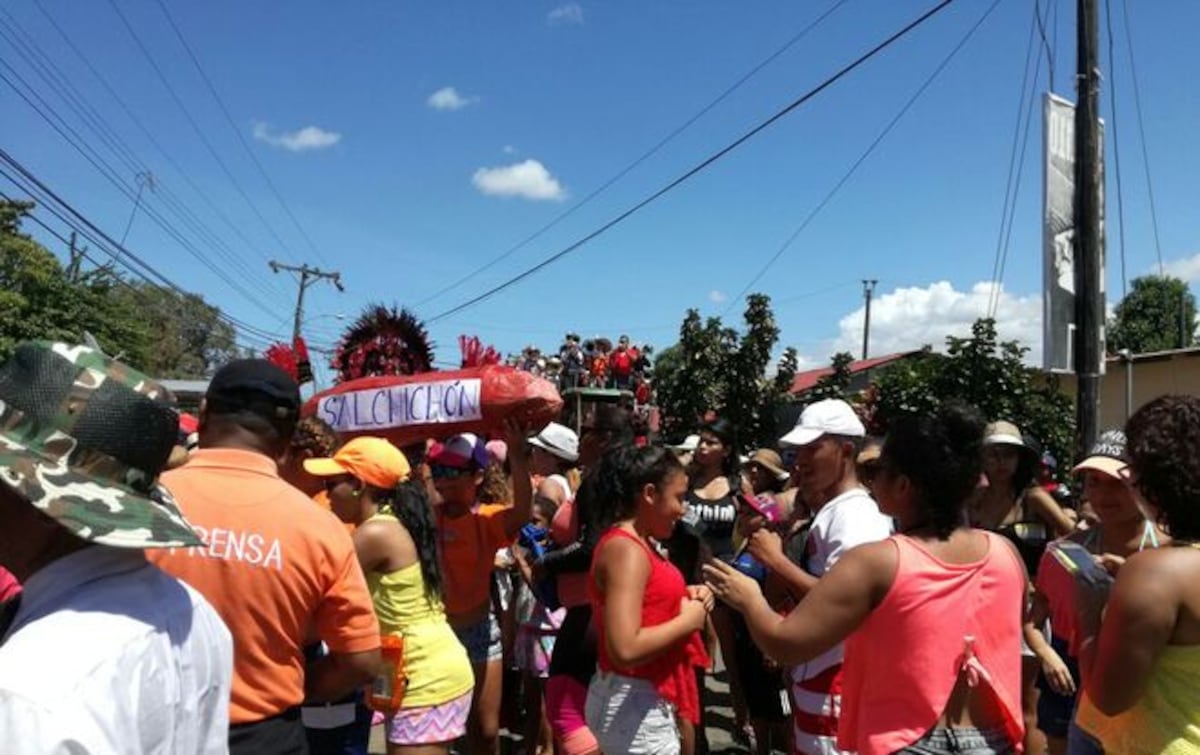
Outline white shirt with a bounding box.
[795,487,893,679]
[0,546,233,754]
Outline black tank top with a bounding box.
[686,486,739,560]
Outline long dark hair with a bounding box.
[698,417,739,479]
[378,481,444,605]
[882,401,985,539]
[611,445,687,521]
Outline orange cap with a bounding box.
[304,436,411,489]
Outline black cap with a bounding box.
[206,359,300,421]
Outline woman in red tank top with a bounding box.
[705,402,1028,754]
[585,445,713,755]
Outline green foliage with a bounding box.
[655,294,797,450]
[0,199,238,377]
[869,319,1075,467]
[1108,275,1197,354]
[106,283,238,378]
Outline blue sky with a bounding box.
[4,0,1198,385]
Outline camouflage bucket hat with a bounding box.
[0,342,203,549]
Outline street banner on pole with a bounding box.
[1043,93,1106,374]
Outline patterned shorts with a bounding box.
[515,626,558,678]
[386,690,473,746]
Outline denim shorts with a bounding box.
[454,609,503,665]
[897,727,1016,754]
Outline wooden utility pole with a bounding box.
[1073,0,1103,455]
[861,279,877,360]
[269,261,344,343]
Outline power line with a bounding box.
[102,0,304,264]
[0,61,286,315]
[726,0,1002,313]
[429,0,962,323]
[1034,0,1056,91]
[27,0,292,288]
[1118,0,1164,276]
[989,34,1044,319]
[1104,0,1129,298]
[415,0,851,307]
[985,2,1041,318]
[150,0,331,266]
[3,195,276,353]
[0,9,288,301]
[0,153,288,345]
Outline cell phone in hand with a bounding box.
[1050,541,1113,588]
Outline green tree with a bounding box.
[1108,275,1197,354]
[1,199,237,377]
[107,283,238,378]
[869,319,1075,468]
[655,294,796,449]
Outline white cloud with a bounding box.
[252,122,341,152]
[1161,253,1200,283]
[502,145,517,155]
[547,3,584,25]
[708,290,728,304]
[427,86,477,111]
[825,280,1044,365]
[472,159,566,201]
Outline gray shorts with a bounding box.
[585,672,680,755]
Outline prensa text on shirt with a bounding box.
[318,378,483,432]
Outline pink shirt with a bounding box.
[838,532,1026,755]
[549,499,588,608]
[0,567,20,602]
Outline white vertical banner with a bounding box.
[1043,93,1105,374]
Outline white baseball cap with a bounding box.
[669,434,700,453]
[528,422,580,463]
[780,399,865,447]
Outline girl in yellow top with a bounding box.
[1075,396,1200,754]
[307,437,474,754]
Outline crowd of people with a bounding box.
[512,334,653,396]
[0,339,1198,755]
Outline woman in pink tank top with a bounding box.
[585,445,713,755]
[705,402,1028,754]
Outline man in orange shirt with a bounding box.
[150,359,381,755]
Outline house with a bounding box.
[1050,346,1200,430]
[160,379,209,413]
[789,351,924,396]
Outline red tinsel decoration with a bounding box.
[459,335,501,368]
[265,342,299,381]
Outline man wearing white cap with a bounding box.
[748,398,892,755]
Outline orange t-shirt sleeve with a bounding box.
[479,504,516,550]
[315,544,381,654]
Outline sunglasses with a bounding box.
[430,464,471,481]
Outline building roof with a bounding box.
[789,351,921,394]
[159,379,210,396]
[1107,345,1200,364]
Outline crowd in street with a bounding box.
[0,340,1198,755]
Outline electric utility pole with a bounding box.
[861,279,877,360]
[269,261,344,343]
[1073,0,1103,456]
